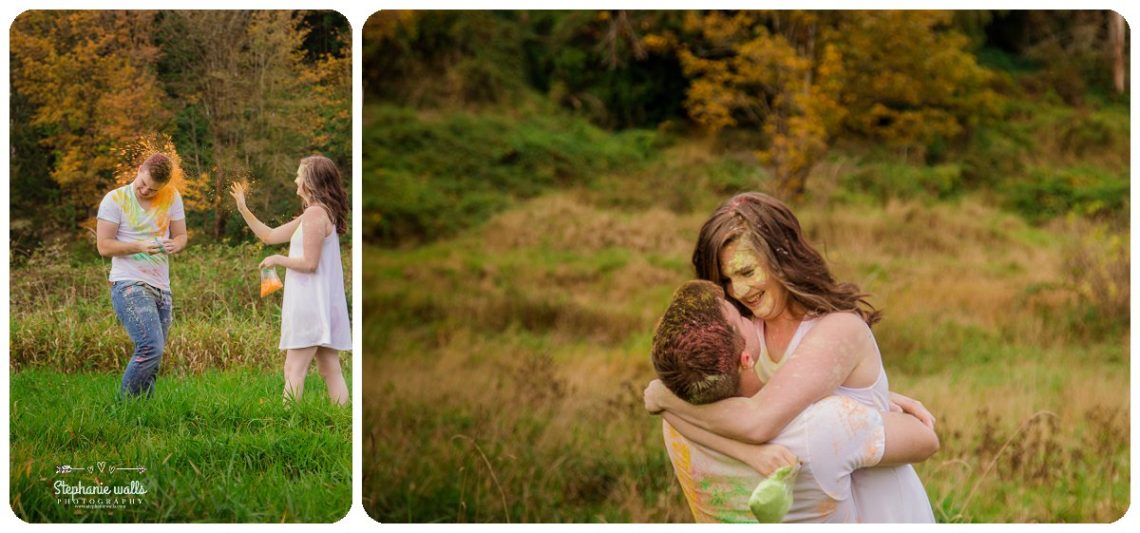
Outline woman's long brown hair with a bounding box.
[299,155,348,235]
[692,192,882,326]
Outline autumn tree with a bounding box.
[668,12,845,196]
[10,11,170,231]
[301,22,352,174]
[9,10,350,252]
[827,11,1000,156]
[665,11,998,196]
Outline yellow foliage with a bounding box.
[679,13,831,193]
[828,11,1000,150]
[641,33,673,54]
[676,11,1000,193]
[109,134,210,213]
[10,11,169,206]
[301,38,352,159]
[364,10,419,42]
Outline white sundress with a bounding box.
[278,223,352,351]
[758,317,936,523]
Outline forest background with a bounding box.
[9,10,351,255]
[361,11,1130,523]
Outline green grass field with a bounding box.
[10,370,352,523]
[9,243,353,522]
[361,101,1129,522]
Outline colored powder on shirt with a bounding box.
[109,187,170,266]
[149,187,177,236]
[665,424,705,520]
[701,478,757,523]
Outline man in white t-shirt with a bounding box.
[649,280,938,522]
[96,153,188,398]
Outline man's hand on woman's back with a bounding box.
[644,379,667,414]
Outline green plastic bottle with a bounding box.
[749,464,797,522]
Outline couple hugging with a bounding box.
[645,192,939,523]
[96,152,351,404]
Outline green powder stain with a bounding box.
[698,475,760,523]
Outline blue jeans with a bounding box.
[110,281,173,398]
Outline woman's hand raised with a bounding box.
[229,181,249,210]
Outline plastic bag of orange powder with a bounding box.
[260,267,283,297]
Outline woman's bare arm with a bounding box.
[271,206,329,274]
[229,182,302,245]
[879,412,940,465]
[646,312,873,443]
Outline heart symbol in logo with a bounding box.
[97,462,107,473]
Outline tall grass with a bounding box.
[10,242,352,372]
[363,168,1128,522]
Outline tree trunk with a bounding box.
[213,164,226,239]
[778,167,808,199]
[1109,12,1127,94]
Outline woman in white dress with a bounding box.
[230,155,351,405]
[645,192,936,522]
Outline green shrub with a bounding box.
[843,161,964,203]
[1060,223,1129,338]
[958,121,1032,188]
[363,105,661,245]
[1059,110,1120,157]
[1003,166,1128,224]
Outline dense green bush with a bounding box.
[1004,166,1128,224]
[362,105,661,245]
[843,160,965,203]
